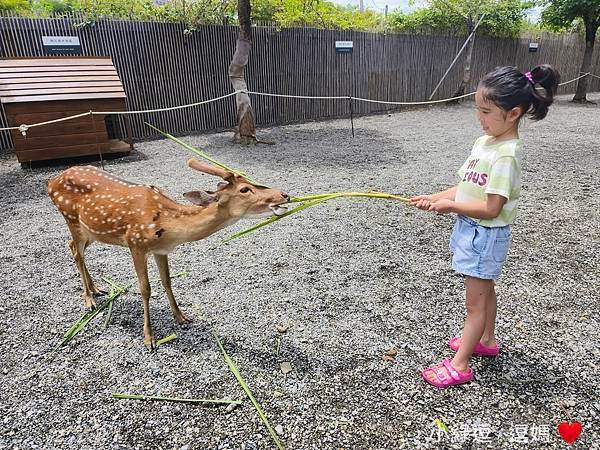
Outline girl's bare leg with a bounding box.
[481,284,498,347]
[452,276,495,372]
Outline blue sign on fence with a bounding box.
[335,41,353,54]
[42,36,82,55]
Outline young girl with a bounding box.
[411,65,560,388]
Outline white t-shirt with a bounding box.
[456,135,522,227]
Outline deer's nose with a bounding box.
[281,192,290,201]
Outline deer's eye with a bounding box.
[240,186,252,193]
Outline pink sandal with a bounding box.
[421,358,474,388]
[448,336,499,357]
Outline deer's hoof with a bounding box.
[144,337,157,351]
[175,313,192,325]
[92,285,108,296]
[84,296,97,310]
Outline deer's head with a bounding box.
[183,159,289,218]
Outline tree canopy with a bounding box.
[0,0,543,37]
[540,0,600,101]
[541,0,600,32]
[388,0,535,37]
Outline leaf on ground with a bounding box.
[383,347,398,362]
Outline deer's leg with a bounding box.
[131,248,155,350]
[67,235,96,310]
[154,254,191,325]
[80,241,107,296]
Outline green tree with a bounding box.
[252,0,384,31]
[541,0,600,102]
[35,0,78,15]
[389,0,533,37]
[0,0,31,13]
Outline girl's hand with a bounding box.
[410,194,433,210]
[428,199,455,214]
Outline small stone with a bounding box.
[275,424,284,435]
[385,347,398,357]
[280,362,292,374]
[226,402,239,413]
[276,322,290,333]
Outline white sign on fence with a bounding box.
[335,41,353,54]
[42,36,82,55]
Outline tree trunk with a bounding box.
[573,20,598,103]
[452,16,476,101]
[229,0,257,144]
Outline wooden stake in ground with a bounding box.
[229,0,258,145]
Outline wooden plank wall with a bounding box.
[1,13,599,152]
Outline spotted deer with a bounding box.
[48,159,289,349]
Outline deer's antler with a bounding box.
[187,158,234,181]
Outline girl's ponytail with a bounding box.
[528,64,560,121]
[479,64,561,122]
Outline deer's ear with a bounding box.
[216,181,229,190]
[183,191,218,206]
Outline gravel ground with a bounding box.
[1,93,599,450]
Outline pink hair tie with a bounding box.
[524,71,534,84]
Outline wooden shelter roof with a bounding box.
[0,57,126,104]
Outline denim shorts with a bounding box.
[449,215,512,280]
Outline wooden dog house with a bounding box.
[0,57,132,163]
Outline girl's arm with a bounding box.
[429,194,507,220]
[410,186,457,210]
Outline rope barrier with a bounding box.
[92,91,241,115]
[245,92,349,100]
[1,73,598,135]
[0,91,243,135]
[558,72,591,86]
[351,91,475,105]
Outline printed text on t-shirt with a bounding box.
[463,158,488,186]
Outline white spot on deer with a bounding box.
[148,223,156,229]
[53,192,59,197]
[135,233,141,238]
[86,185,91,190]
[57,196,64,202]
